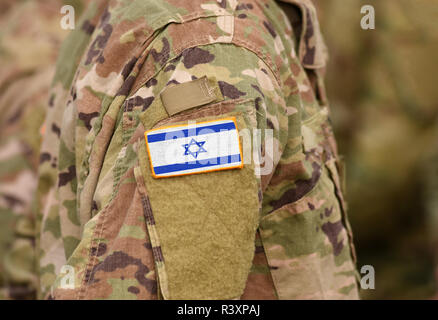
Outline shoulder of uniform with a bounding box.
[128,0,295,92]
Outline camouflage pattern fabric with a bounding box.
[318,0,438,299]
[0,0,87,300]
[424,125,438,298]
[0,0,69,300]
[35,0,359,299]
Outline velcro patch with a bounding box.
[160,76,223,116]
[144,117,243,178]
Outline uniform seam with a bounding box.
[76,168,134,299]
[231,37,281,86]
[130,13,282,96]
[131,40,283,102]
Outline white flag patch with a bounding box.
[144,117,243,178]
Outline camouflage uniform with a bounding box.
[318,0,438,299]
[425,125,438,298]
[0,0,88,300]
[0,0,72,300]
[36,0,359,300]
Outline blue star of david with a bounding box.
[183,138,207,159]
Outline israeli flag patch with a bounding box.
[144,117,243,178]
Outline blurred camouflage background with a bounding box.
[1,0,437,299]
[318,0,438,299]
[0,0,85,299]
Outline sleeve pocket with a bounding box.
[136,98,261,299]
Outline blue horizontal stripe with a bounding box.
[154,154,242,175]
[147,121,236,143]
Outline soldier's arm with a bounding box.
[47,37,288,300]
[129,41,288,299]
[41,0,358,300]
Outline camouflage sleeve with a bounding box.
[133,41,288,300]
[39,0,358,300]
[42,5,289,300]
[47,39,287,301]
